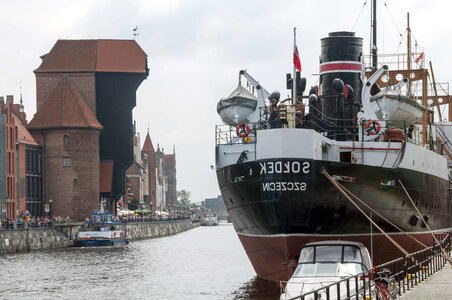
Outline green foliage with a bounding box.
[177,190,192,208]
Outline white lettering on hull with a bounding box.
[260,161,310,175]
[262,182,307,191]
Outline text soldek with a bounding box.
[260,161,310,174]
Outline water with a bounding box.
[0,223,280,299]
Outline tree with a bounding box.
[177,190,192,209]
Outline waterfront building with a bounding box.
[164,147,177,207]
[124,122,146,210]
[27,39,148,220]
[0,95,43,221]
[140,132,177,213]
[204,195,228,220]
[27,77,103,220]
[155,145,167,212]
[141,131,156,211]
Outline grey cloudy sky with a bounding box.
[1,0,451,203]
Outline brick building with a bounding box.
[140,132,177,213]
[27,39,148,220]
[141,131,156,211]
[0,95,43,221]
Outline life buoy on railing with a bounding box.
[236,124,250,138]
[365,120,381,135]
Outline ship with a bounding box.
[215,2,452,283]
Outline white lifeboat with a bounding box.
[217,84,257,126]
[370,87,426,126]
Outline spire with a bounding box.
[20,82,24,112]
[142,131,155,153]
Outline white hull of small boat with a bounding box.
[370,90,425,126]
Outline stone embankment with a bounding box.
[0,220,198,254]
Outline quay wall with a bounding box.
[119,220,196,240]
[0,220,198,255]
[0,227,69,254]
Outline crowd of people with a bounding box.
[1,209,74,230]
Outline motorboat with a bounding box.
[74,211,128,247]
[280,241,372,300]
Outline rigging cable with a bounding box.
[322,170,412,259]
[327,171,428,249]
[397,178,452,264]
[351,0,367,31]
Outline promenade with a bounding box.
[400,265,452,299]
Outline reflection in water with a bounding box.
[0,224,280,299]
[232,276,280,300]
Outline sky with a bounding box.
[1,0,452,203]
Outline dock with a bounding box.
[400,265,452,299]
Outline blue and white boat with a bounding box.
[74,211,128,247]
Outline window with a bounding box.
[63,157,71,167]
[64,135,69,147]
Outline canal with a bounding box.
[0,223,280,299]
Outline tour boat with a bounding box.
[74,211,128,247]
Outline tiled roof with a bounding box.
[142,132,155,153]
[100,160,114,193]
[14,113,39,146]
[28,77,103,130]
[96,40,147,73]
[35,39,148,73]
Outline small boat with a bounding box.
[280,241,372,300]
[201,215,219,226]
[217,83,258,126]
[74,211,128,247]
[369,86,426,127]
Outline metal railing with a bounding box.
[216,104,358,146]
[281,233,451,300]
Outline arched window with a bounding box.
[63,135,69,147]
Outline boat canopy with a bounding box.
[217,84,257,126]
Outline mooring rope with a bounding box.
[398,178,452,264]
[323,170,410,257]
[333,177,428,249]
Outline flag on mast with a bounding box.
[293,30,302,72]
[415,52,424,63]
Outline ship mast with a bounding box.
[371,0,378,69]
[407,13,412,94]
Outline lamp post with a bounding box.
[5,198,10,221]
[48,199,53,225]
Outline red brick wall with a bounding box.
[31,128,100,220]
[35,73,97,115]
[5,97,16,219]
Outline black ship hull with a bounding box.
[217,158,452,282]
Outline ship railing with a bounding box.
[435,124,452,162]
[282,233,451,300]
[215,123,257,146]
[256,105,358,141]
[363,52,425,73]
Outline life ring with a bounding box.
[113,231,117,237]
[365,120,381,135]
[236,124,250,138]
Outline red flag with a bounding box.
[415,52,424,63]
[294,44,302,72]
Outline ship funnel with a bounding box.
[319,31,363,120]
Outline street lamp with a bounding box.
[48,199,53,224]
